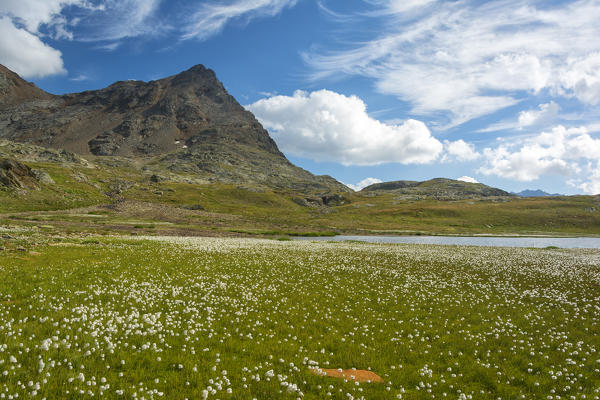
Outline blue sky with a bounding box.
[2,0,600,194]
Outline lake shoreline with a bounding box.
[292,234,600,248]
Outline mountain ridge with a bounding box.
[0,64,348,193]
[361,178,512,200]
[0,65,53,105]
[513,189,563,197]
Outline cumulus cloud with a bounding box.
[305,0,600,126]
[457,176,479,184]
[0,0,81,77]
[182,0,297,40]
[479,126,600,192]
[578,162,600,195]
[559,53,600,106]
[0,16,65,78]
[246,89,443,166]
[344,177,382,192]
[518,102,560,128]
[443,139,480,162]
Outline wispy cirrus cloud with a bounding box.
[73,0,165,43]
[304,0,600,128]
[0,0,86,34]
[181,0,297,41]
[0,0,299,77]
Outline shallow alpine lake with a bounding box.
[294,235,600,248]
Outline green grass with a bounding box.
[228,228,337,237]
[2,160,600,237]
[0,237,598,399]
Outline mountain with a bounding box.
[513,189,563,197]
[0,65,53,106]
[0,64,347,193]
[361,178,512,200]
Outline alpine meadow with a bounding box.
[2,1,600,399]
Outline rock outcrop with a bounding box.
[0,65,53,106]
[0,158,40,190]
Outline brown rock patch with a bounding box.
[310,368,383,383]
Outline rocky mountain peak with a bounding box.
[1,64,279,157]
[0,64,349,193]
[172,64,218,82]
[0,64,53,105]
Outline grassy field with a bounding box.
[3,180,600,238]
[2,157,600,237]
[1,234,599,399]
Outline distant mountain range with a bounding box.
[512,189,563,197]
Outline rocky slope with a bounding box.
[0,158,41,190]
[0,65,53,106]
[361,178,512,200]
[0,64,347,193]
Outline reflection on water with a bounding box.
[293,235,600,248]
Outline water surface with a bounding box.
[293,235,600,248]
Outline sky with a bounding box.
[2,0,600,194]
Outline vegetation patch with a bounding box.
[0,237,598,399]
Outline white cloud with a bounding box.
[0,0,82,77]
[1,0,298,75]
[182,0,297,41]
[69,73,90,81]
[518,102,560,128]
[74,0,164,43]
[586,122,600,133]
[0,0,163,78]
[94,42,120,52]
[344,177,382,192]
[479,126,600,191]
[577,162,600,195]
[457,176,478,184]
[443,139,480,162]
[559,52,600,105]
[246,89,443,166]
[385,0,437,14]
[0,0,84,34]
[305,0,600,127]
[0,16,65,78]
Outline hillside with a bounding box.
[0,65,53,105]
[361,178,512,200]
[0,64,347,193]
[1,139,599,237]
[1,65,599,237]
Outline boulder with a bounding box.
[0,158,39,189]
